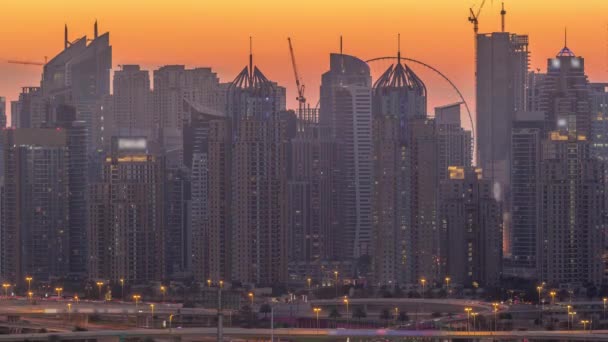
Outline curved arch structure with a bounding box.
[366,56,475,146]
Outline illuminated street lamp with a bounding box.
[464,307,472,332]
[343,297,350,328]
[207,279,212,287]
[248,292,254,306]
[493,303,499,331]
[96,281,104,300]
[25,276,33,292]
[334,271,339,297]
[119,278,125,301]
[313,307,322,329]
[27,291,33,303]
[55,287,63,298]
[568,311,577,330]
[603,298,607,320]
[445,277,451,296]
[160,285,167,303]
[133,294,141,308]
[150,304,155,317]
[219,280,224,289]
[471,312,478,331]
[420,278,427,298]
[2,283,10,298]
[307,277,312,291]
[67,303,72,320]
[394,307,399,323]
[169,314,175,331]
[581,319,590,332]
[550,291,556,305]
[74,295,80,303]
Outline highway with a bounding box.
[0,327,607,341]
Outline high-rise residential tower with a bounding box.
[320,53,373,263]
[113,65,153,138]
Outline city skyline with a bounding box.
[2,0,608,128]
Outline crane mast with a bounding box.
[287,37,306,116]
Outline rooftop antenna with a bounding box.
[564,27,568,48]
[500,2,506,32]
[64,24,69,49]
[94,19,98,39]
[397,33,401,64]
[249,36,253,81]
[340,35,345,73]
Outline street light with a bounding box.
[581,319,590,332]
[160,285,167,303]
[464,307,472,332]
[150,303,155,325]
[343,298,350,328]
[537,285,543,323]
[55,287,63,298]
[248,292,254,306]
[445,277,451,296]
[67,303,72,320]
[25,276,32,292]
[169,314,175,332]
[313,307,322,329]
[133,294,141,308]
[307,277,312,291]
[2,283,10,298]
[493,303,499,331]
[96,281,104,300]
[27,291,33,303]
[603,298,607,320]
[550,291,556,305]
[394,307,399,324]
[219,280,224,289]
[334,271,339,297]
[119,278,125,301]
[420,278,427,298]
[471,312,478,331]
[74,295,79,303]
[568,311,577,330]
[207,279,212,287]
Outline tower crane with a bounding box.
[468,0,487,35]
[287,37,306,115]
[6,56,47,66]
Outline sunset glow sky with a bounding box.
[1,0,607,128]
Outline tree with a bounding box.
[353,307,367,320]
[398,311,410,322]
[259,304,272,319]
[329,308,341,319]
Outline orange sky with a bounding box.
[1,0,608,128]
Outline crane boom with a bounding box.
[7,60,44,66]
[287,37,306,112]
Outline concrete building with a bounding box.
[320,53,373,263]
[287,110,339,281]
[439,167,502,287]
[435,103,472,181]
[539,131,605,286]
[371,55,426,286]
[0,97,6,129]
[476,32,529,256]
[183,99,231,283]
[113,65,153,138]
[153,66,224,150]
[228,56,288,285]
[508,111,544,278]
[538,44,591,137]
[88,137,164,283]
[590,83,608,162]
[1,128,69,283]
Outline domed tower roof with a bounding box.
[229,65,275,98]
[373,61,427,97]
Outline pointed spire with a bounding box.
[500,2,506,32]
[249,36,253,81]
[340,35,345,73]
[94,19,98,39]
[564,27,567,47]
[64,24,69,49]
[397,33,401,64]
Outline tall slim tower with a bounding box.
[476,32,529,256]
[113,65,153,138]
[228,50,288,285]
[320,53,373,264]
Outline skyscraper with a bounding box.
[88,137,164,283]
[184,99,231,283]
[439,167,502,287]
[287,111,339,281]
[509,110,544,277]
[0,97,6,129]
[113,65,153,138]
[435,103,472,181]
[320,53,373,263]
[476,32,529,255]
[1,128,69,283]
[228,54,288,285]
[371,56,426,285]
[539,131,604,286]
